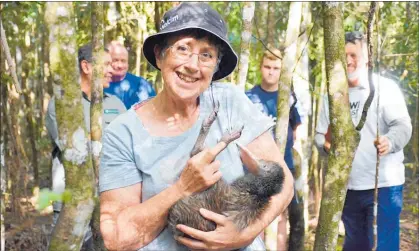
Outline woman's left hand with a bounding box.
[175,208,253,251]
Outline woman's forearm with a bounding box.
[101,182,186,250]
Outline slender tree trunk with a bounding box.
[46,3,95,250]
[313,3,359,250]
[265,3,303,250]
[411,2,419,172]
[0,153,4,251]
[135,19,143,77]
[266,2,276,47]
[413,68,419,174]
[288,148,305,251]
[6,82,26,218]
[90,2,107,250]
[287,2,311,249]
[154,2,161,32]
[255,2,268,42]
[21,65,39,187]
[105,2,119,45]
[236,2,255,91]
[0,17,21,93]
[40,4,53,97]
[275,2,302,153]
[0,52,6,251]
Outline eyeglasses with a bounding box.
[166,43,219,68]
[345,31,364,43]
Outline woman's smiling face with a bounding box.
[155,35,219,103]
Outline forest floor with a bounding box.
[304,175,419,250]
[3,175,418,250]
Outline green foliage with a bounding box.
[74,2,92,46]
[36,188,72,211]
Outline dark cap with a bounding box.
[142,2,238,81]
[78,44,93,64]
[345,31,365,44]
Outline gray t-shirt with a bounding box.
[46,92,126,151]
[100,83,274,251]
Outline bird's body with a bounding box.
[168,103,284,237]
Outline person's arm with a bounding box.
[100,181,183,250]
[175,131,295,250]
[45,97,62,150]
[314,96,331,154]
[100,137,230,250]
[375,82,412,155]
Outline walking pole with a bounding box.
[368,3,381,250]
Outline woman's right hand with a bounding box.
[177,141,228,197]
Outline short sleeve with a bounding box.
[45,97,62,150]
[115,96,127,114]
[99,123,142,192]
[226,85,275,146]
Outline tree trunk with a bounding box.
[134,19,143,77]
[255,2,268,42]
[413,67,419,173]
[288,148,305,251]
[0,54,6,251]
[313,3,359,250]
[236,2,255,92]
[41,4,54,97]
[90,2,107,250]
[154,2,161,32]
[0,17,21,93]
[266,2,276,47]
[265,3,303,250]
[105,2,119,45]
[46,3,95,250]
[288,2,312,248]
[0,154,4,251]
[274,2,302,153]
[7,84,26,217]
[21,63,39,187]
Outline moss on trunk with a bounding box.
[275,2,302,153]
[236,2,255,92]
[313,3,360,250]
[90,2,107,250]
[46,3,95,250]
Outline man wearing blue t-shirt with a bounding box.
[246,47,301,251]
[104,41,156,109]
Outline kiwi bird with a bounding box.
[168,102,285,238]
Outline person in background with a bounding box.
[246,47,302,250]
[315,31,412,251]
[98,3,294,251]
[104,41,156,109]
[45,44,126,249]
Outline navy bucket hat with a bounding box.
[142,2,238,81]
